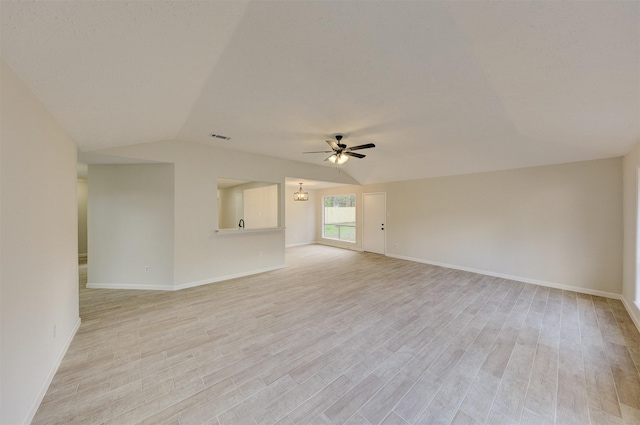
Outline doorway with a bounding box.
[77,164,88,265]
[363,192,386,254]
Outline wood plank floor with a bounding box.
[33,245,640,425]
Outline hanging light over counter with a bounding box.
[293,182,308,201]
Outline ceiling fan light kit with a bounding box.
[328,153,349,164]
[302,134,375,165]
[293,182,308,201]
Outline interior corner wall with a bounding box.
[1,60,80,425]
[317,158,623,296]
[623,142,640,328]
[285,187,317,247]
[87,164,175,290]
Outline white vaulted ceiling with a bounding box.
[1,1,638,184]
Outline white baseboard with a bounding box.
[621,296,640,333]
[315,240,363,252]
[86,282,173,291]
[386,253,622,300]
[23,317,81,425]
[174,264,285,290]
[87,265,285,292]
[285,242,314,248]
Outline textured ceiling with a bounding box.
[1,1,638,184]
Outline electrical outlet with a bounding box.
[144,265,150,272]
[53,324,56,339]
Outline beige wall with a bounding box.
[91,140,358,289]
[1,60,80,424]
[285,185,317,247]
[318,158,623,297]
[623,142,640,328]
[243,184,278,229]
[218,186,239,229]
[88,164,175,290]
[77,179,88,255]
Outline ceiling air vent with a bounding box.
[210,133,231,140]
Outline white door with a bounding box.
[363,192,386,254]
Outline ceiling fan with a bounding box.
[303,135,375,164]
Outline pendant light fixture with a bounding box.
[293,182,308,201]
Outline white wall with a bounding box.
[285,185,317,247]
[218,186,239,229]
[318,158,623,297]
[1,60,80,425]
[90,140,358,289]
[77,179,88,255]
[623,142,640,328]
[244,184,278,229]
[88,164,175,290]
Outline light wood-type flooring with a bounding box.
[34,245,640,425]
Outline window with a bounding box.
[323,194,356,242]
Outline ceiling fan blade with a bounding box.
[302,150,334,154]
[344,152,365,159]
[346,143,375,151]
[326,140,340,150]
